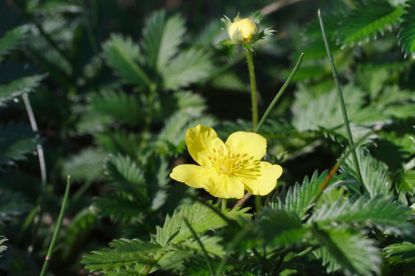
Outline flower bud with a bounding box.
[227,17,258,43]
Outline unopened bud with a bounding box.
[227,18,258,43]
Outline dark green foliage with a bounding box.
[0,75,45,104]
[337,0,404,47]
[0,189,30,223]
[312,227,381,275]
[341,148,393,198]
[0,0,415,275]
[310,196,412,234]
[83,202,249,274]
[384,242,415,266]
[399,0,415,57]
[103,34,150,87]
[272,171,328,219]
[0,124,38,165]
[0,25,28,60]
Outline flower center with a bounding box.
[208,148,261,179]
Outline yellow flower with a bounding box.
[227,17,258,43]
[170,125,283,199]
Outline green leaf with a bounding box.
[291,85,365,132]
[84,202,247,274]
[341,147,393,198]
[156,15,186,70]
[82,239,162,274]
[0,189,30,223]
[337,0,404,47]
[0,75,45,103]
[90,90,144,126]
[106,154,146,193]
[142,10,166,69]
[103,34,150,87]
[95,195,145,222]
[311,196,412,234]
[0,124,38,165]
[96,131,142,156]
[63,148,107,183]
[271,171,329,220]
[384,242,415,265]
[152,202,250,247]
[256,208,307,247]
[158,110,214,149]
[142,11,186,70]
[160,48,213,90]
[0,25,28,60]
[398,0,415,57]
[312,227,381,275]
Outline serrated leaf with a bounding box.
[142,10,166,69]
[106,154,145,190]
[292,85,365,132]
[384,242,415,265]
[96,131,142,156]
[337,0,404,47]
[256,208,307,247]
[0,25,28,60]
[152,202,250,247]
[398,0,415,57]
[103,34,150,87]
[82,239,161,274]
[341,147,393,198]
[313,227,381,275]
[0,124,38,165]
[90,90,144,126]
[0,75,45,104]
[157,15,186,70]
[158,110,214,148]
[142,11,186,70]
[160,48,212,90]
[271,171,329,220]
[63,148,107,183]
[311,196,412,234]
[95,195,145,222]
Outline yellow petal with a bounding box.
[225,131,267,160]
[242,161,282,196]
[185,125,227,166]
[170,164,213,188]
[204,173,245,199]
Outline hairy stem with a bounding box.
[40,175,71,276]
[244,46,261,212]
[245,47,259,130]
[234,53,304,210]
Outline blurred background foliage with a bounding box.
[0,0,414,274]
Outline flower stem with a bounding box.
[244,46,261,212]
[234,52,304,210]
[318,10,365,190]
[40,175,71,276]
[221,199,227,211]
[244,47,259,130]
